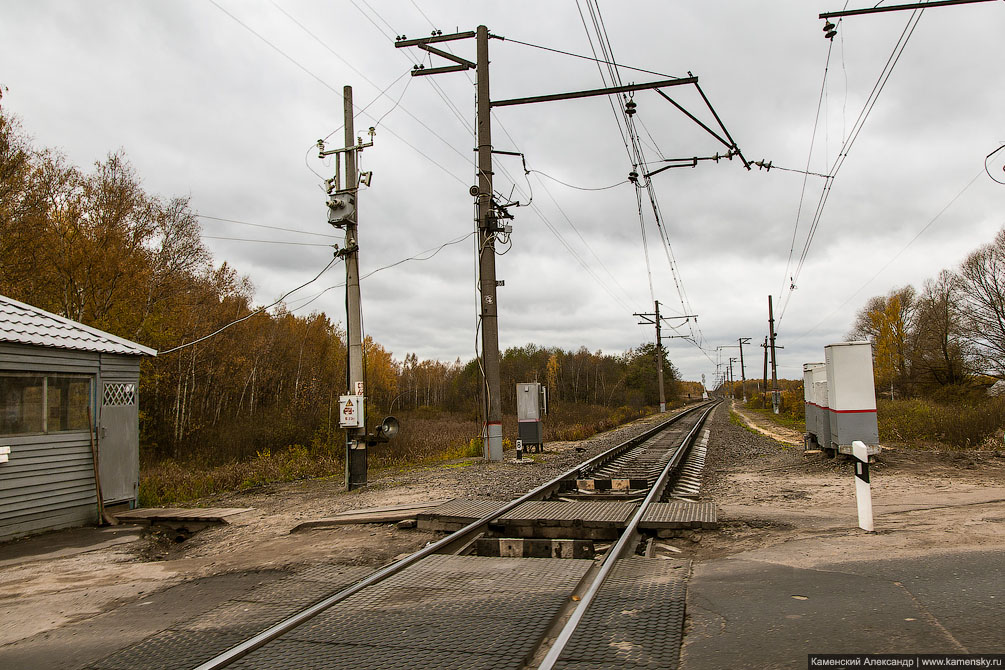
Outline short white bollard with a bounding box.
[851,440,874,532]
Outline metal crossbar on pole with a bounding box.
[820,0,994,19]
[490,77,697,108]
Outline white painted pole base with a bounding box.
[487,423,503,461]
[852,440,874,532]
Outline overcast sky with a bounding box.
[2,1,1002,385]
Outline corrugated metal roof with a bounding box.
[0,295,157,357]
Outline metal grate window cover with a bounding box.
[102,382,136,406]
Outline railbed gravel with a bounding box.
[701,400,794,497]
[365,410,678,503]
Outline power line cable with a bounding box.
[497,36,683,80]
[160,256,341,354]
[789,168,984,343]
[213,0,470,188]
[985,143,1005,185]
[197,214,338,238]
[584,0,712,360]
[780,9,925,326]
[530,170,628,191]
[777,37,836,302]
[202,235,335,247]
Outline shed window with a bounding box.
[0,373,92,436]
[102,382,136,407]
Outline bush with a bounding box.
[878,397,1005,448]
[139,403,656,505]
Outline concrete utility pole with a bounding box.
[768,294,780,414]
[738,337,750,402]
[343,87,365,488]
[396,27,733,455]
[320,85,374,490]
[475,26,503,460]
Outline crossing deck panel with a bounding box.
[554,558,690,669]
[228,555,594,670]
[639,501,717,529]
[497,500,638,527]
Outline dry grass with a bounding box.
[877,397,1005,448]
[741,394,1005,450]
[139,404,652,506]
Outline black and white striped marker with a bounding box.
[852,440,874,532]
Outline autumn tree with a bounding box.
[957,228,1005,377]
[850,286,915,397]
[911,270,971,388]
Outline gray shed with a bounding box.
[0,295,156,541]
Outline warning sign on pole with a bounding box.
[339,395,364,428]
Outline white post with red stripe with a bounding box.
[852,440,874,531]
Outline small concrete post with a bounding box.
[852,440,874,532]
[516,439,523,461]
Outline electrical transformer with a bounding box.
[803,363,826,449]
[824,341,880,455]
[516,382,547,452]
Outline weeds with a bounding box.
[139,403,654,506]
[739,394,1005,450]
[877,397,1005,448]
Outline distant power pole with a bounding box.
[768,295,780,414]
[762,335,769,398]
[320,86,374,490]
[636,302,697,412]
[636,301,666,412]
[738,337,750,402]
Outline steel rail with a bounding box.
[194,401,712,670]
[538,400,719,670]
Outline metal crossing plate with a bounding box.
[640,501,718,529]
[497,500,638,526]
[230,555,594,670]
[229,639,523,670]
[555,558,690,669]
[416,498,510,530]
[85,630,249,670]
[84,563,374,670]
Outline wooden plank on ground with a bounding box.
[291,499,452,532]
[114,507,253,524]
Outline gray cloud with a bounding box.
[2,0,1002,385]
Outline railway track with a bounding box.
[88,401,720,670]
